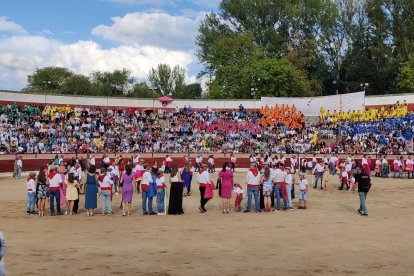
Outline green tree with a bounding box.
[148,64,186,97]
[128,82,160,98]
[396,55,414,93]
[60,74,92,95]
[90,69,134,96]
[177,83,202,99]
[25,67,74,93]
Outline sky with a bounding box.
[0,0,220,90]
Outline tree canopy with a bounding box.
[196,0,414,97]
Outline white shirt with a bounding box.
[103,157,110,164]
[196,156,202,163]
[99,175,113,188]
[362,158,368,165]
[313,163,325,174]
[141,171,153,185]
[155,176,165,188]
[26,178,36,192]
[286,174,293,185]
[298,178,308,190]
[208,158,214,165]
[273,168,287,183]
[89,157,96,166]
[245,170,261,185]
[197,170,210,184]
[17,159,22,167]
[49,174,63,188]
[345,163,352,172]
[70,166,82,181]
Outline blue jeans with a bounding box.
[101,190,112,213]
[27,192,36,212]
[286,183,292,208]
[17,166,22,178]
[359,192,368,214]
[142,190,154,214]
[314,174,323,188]
[245,187,260,212]
[329,164,335,175]
[49,189,61,214]
[157,189,165,213]
[274,184,287,210]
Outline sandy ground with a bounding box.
[0,172,414,276]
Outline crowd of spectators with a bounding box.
[0,100,412,155]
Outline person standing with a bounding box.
[16,156,23,179]
[195,155,202,172]
[0,231,6,276]
[98,168,113,216]
[260,167,273,212]
[84,165,98,216]
[312,160,325,189]
[156,170,166,215]
[120,164,134,216]
[65,173,79,215]
[297,172,308,209]
[36,167,48,217]
[406,156,413,179]
[230,154,237,172]
[70,163,82,214]
[273,163,288,211]
[218,162,234,214]
[141,164,155,215]
[12,157,18,178]
[26,172,37,215]
[355,166,371,216]
[181,163,192,196]
[48,166,63,216]
[168,165,184,215]
[197,164,211,213]
[244,163,261,213]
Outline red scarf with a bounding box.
[48,171,57,179]
[199,168,206,174]
[98,174,106,182]
[250,168,259,177]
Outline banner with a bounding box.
[261,91,365,116]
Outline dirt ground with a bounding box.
[0,172,413,276]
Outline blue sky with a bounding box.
[0,0,220,90]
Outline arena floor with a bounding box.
[0,173,413,276]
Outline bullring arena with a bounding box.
[0,91,414,275]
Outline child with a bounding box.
[65,172,79,215]
[322,163,330,191]
[233,183,244,212]
[374,156,382,177]
[297,172,308,209]
[348,173,356,192]
[26,172,37,215]
[155,170,166,215]
[339,167,349,190]
[261,167,273,212]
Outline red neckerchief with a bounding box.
[98,174,106,182]
[27,177,35,182]
[157,175,163,179]
[199,168,206,174]
[250,168,258,177]
[48,172,57,179]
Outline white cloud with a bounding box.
[0,16,27,34]
[0,15,201,91]
[92,12,204,50]
[104,0,176,6]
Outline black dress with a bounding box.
[168,180,184,215]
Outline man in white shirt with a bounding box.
[16,156,23,179]
[244,163,261,213]
[312,160,325,189]
[48,166,63,216]
[273,163,288,211]
[197,164,211,213]
[140,164,155,215]
[195,155,202,172]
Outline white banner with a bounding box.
[261,91,365,116]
